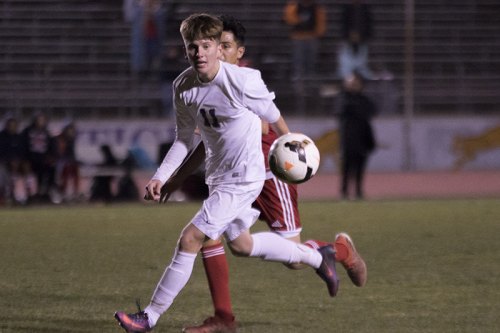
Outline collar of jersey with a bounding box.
[196,60,222,85]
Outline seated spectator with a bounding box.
[53,121,81,202]
[0,116,36,204]
[89,144,140,203]
[20,113,55,203]
[89,145,118,203]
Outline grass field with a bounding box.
[1,198,500,333]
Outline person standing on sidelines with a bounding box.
[154,15,367,333]
[339,72,377,199]
[114,13,342,333]
[283,0,327,81]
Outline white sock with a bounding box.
[144,250,197,327]
[250,232,322,268]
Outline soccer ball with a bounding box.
[268,133,320,184]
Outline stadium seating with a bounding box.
[0,0,498,118]
[0,0,162,118]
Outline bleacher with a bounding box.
[412,0,500,113]
[0,0,498,118]
[0,0,162,119]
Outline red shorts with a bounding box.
[252,175,302,237]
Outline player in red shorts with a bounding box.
[159,15,367,333]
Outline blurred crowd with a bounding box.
[0,113,149,206]
[0,113,80,205]
[0,1,383,205]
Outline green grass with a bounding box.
[1,199,500,332]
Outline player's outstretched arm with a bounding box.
[144,136,194,202]
[159,141,206,203]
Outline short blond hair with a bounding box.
[180,13,223,42]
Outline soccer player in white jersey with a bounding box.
[114,13,340,333]
[160,15,367,333]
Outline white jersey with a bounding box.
[153,60,281,185]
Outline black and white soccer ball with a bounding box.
[268,133,320,184]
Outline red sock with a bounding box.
[304,239,348,262]
[303,239,330,249]
[201,243,234,322]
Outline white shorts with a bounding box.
[191,181,264,241]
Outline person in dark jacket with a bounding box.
[339,72,376,199]
[0,117,35,203]
[20,113,55,201]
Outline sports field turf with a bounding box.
[1,198,499,332]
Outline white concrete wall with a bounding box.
[47,115,500,172]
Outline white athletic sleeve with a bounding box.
[242,71,281,124]
[152,140,189,184]
[152,94,197,184]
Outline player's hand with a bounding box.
[159,185,172,204]
[158,175,183,203]
[144,179,163,202]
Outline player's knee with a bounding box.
[284,262,305,270]
[179,235,200,253]
[227,242,251,257]
[227,232,254,257]
[178,229,203,253]
[203,238,223,248]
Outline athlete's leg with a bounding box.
[144,223,205,327]
[200,239,234,322]
[115,223,205,332]
[183,182,262,332]
[255,177,336,270]
[229,230,321,268]
[182,238,237,333]
[228,230,339,297]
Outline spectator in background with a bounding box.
[160,45,185,119]
[53,121,81,202]
[89,144,119,203]
[337,0,374,80]
[0,116,36,204]
[283,0,327,81]
[20,113,56,202]
[338,73,377,200]
[124,0,167,77]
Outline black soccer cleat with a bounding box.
[316,245,340,297]
[114,310,152,333]
[115,301,152,333]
